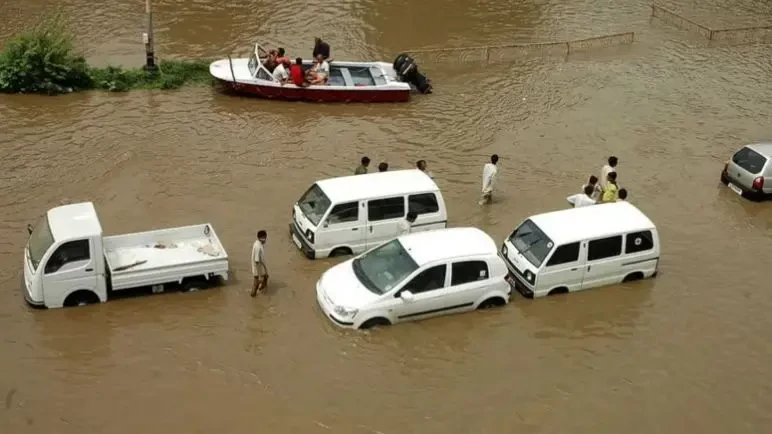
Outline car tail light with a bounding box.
[752,176,764,191]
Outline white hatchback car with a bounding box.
[315,227,514,329]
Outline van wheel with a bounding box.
[359,317,391,330]
[623,272,644,283]
[181,278,208,292]
[548,287,569,296]
[329,247,352,257]
[63,290,100,307]
[477,297,506,310]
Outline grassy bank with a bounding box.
[0,15,212,95]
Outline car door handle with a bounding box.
[587,266,591,271]
[570,268,578,271]
[351,228,358,231]
[85,268,93,272]
[369,226,373,233]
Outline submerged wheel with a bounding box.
[359,317,391,330]
[63,290,100,307]
[181,278,208,292]
[477,297,506,310]
[548,287,569,296]
[622,272,644,283]
[329,247,352,258]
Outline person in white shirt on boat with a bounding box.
[272,59,290,84]
[308,54,330,85]
[567,184,597,208]
[479,154,499,205]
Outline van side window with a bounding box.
[367,197,405,221]
[401,264,447,294]
[408,193,439,215]
[45,239,90,274]
[587,236,622,261]
[625,231,654,254]
[327,202,359,224]
[451,261,489,286]
[546,242,580,266]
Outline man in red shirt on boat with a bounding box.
[290,58,308,87]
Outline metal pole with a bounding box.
[144,0,157,73]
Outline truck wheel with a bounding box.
[63,290,100,307]
[181,278,207,292]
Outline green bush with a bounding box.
[0,15,214,95]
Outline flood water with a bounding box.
[2,0,772,432]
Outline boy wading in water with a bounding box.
[479,154,499,205]
[250,230,268,297]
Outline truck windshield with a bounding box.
[508,219,554,268]
[733,147,767,175]
[352,239,419,295]
[297,184,331,227]
[27,214,54,272]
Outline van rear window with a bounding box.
[732,147,767,175]
[625,231,654,254]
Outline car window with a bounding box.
[401,264,447,294]
[732,147,767,175]
[546,242,580,266]
[45,239,90,274]
[368,197,405,222]
[451,261,489,286]
[508,220,553,268]
[587,236,622,261]
[327,202,359,224]
[625,231,654,254]
[408,193,439,215]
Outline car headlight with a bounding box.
[501,244,508,256]
[525,270,535,284]
[305,229,315,243]
[333,305,358,318]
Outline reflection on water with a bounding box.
[1,0,772,433]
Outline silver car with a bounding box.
[720,143,772,201]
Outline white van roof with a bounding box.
[316,169,439,203]
[529,202,655,245]
[47,202,103,241]
[399,227,496,266]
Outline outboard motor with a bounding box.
[393,53,432,95]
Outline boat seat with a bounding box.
[328,68,346,86]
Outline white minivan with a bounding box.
[500,202,660,298]
[289,170,448,259]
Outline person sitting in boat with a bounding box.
[313,37,331,61]
[307,54,330,85]
[263,49,278,72]
[290,57,309,87]
[275,48,290,66]
[272,58,290,85]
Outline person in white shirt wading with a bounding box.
[567,184,597,208]
[250,230,268,297]
[600,156,618,190]
[398,212,417,236]
[479,154,499,205]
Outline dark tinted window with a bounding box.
[45,239,90,274]
[732,147,767,175]
[587,236,622,261]
[546,242,580,266]
[451,261,489,286]
[368,197,405,221]
[402,265,446,294]
[408,193,439,215]
[625,231,654,254]
[327,202,359,224]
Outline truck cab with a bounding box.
[23,202,107,308]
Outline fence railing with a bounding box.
[651,4,772,43]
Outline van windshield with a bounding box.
[27,214,54,272]
[352,239,418,295]
[733,147,767,175]
[508,219,553,268]
[297,184,331,227]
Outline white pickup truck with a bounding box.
[22,202,230,309]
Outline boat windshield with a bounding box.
[508,219,554,268]
[248,52,259,77]
[352,239,419,295]
[297,184,331,227]
[27,214,55,272]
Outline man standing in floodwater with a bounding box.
[600,156,618,189]
[250,230,268,297]
[479,154,499,205]
[355,156,370,175]
[397,212,417,236]
[378,162,389,172]
[416,159,433,178]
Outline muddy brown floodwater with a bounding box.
[2,0,772,433]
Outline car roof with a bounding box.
[528,202,655,245]
[47,202,103,241]
[316,169,439,203]
[745,142,772,157]
[398,227,497,266]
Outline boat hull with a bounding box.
[216,79,411,103]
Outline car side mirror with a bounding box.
[27,224,33,235]
[400,290,415,302]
